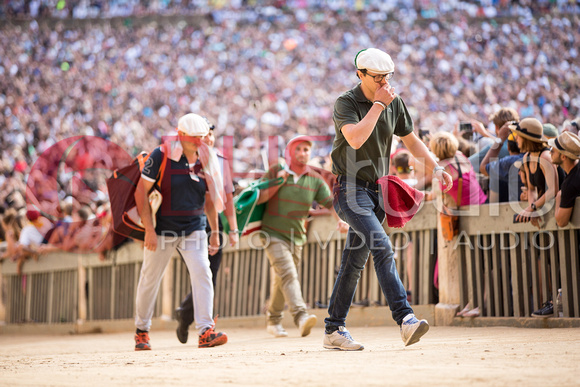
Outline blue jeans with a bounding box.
[325,179,413,330]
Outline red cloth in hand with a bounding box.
[376,175,425,228]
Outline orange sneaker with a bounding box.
[135,331,151,351]
[198,326,227,348]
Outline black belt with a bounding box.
[337,175,379,191]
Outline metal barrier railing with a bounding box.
[3,198,578,326]
[0,205,437,325]
[176,205,438,318]
[457,200,580,318]
[2,254,79,324]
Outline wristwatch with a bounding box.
[433,166,445,175]
[492,137,503,150]
[531,203,537,211]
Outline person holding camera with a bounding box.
[479,121,524,203]
[464,108,519,172]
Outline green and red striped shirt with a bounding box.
[261,164,332,245]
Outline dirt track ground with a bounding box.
[1,325,579,386]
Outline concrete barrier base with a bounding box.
[2,304,579,335]
[0,305,435,335]
[435,302,460,326]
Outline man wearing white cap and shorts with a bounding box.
[133,113,227,350]
[324,48,453,350]
[549,131,580,227]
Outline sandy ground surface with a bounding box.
[0,326,579,387]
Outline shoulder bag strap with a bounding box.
[153,144,169,191]
[254,176,285,190]
[454,155,463,209]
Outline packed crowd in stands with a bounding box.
[1,1,578,20]
[1,1,580,276]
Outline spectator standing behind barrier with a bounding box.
[60,206,93,252]
[324,48,453,351]
[511,118,558,224]
[509,118,559,318]
[430,132,487,318]
[430,132,487,207]
[13,209,54,275]
[0,209,23,261]
[543,123,568,191]
[562,118,580,136]
[549,132,580,227]
[391,149,418,299]
[133,113,227,351]
[468,108,519,172]
[174,118,239,345]
[479,123,524,203]
[257,135,348,338]
[392,150,418,187]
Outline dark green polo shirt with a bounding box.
[331,83,414,183]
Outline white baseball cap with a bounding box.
[177,113,210,137]
[355,48,395,74]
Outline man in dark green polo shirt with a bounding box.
[323,48,453,351]
[258,135,348,338]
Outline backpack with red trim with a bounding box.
[106,146,168,241]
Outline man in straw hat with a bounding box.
[549,131,580,227]
[510,118,559,224]
[324,47,453,350]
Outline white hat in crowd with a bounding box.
[355,48,395,74]
[177,113,210,137]
[548,131,580,160]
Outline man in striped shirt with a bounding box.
[257,135,348,338]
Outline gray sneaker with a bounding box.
[400,313,429,347]
[323,326,364,351]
